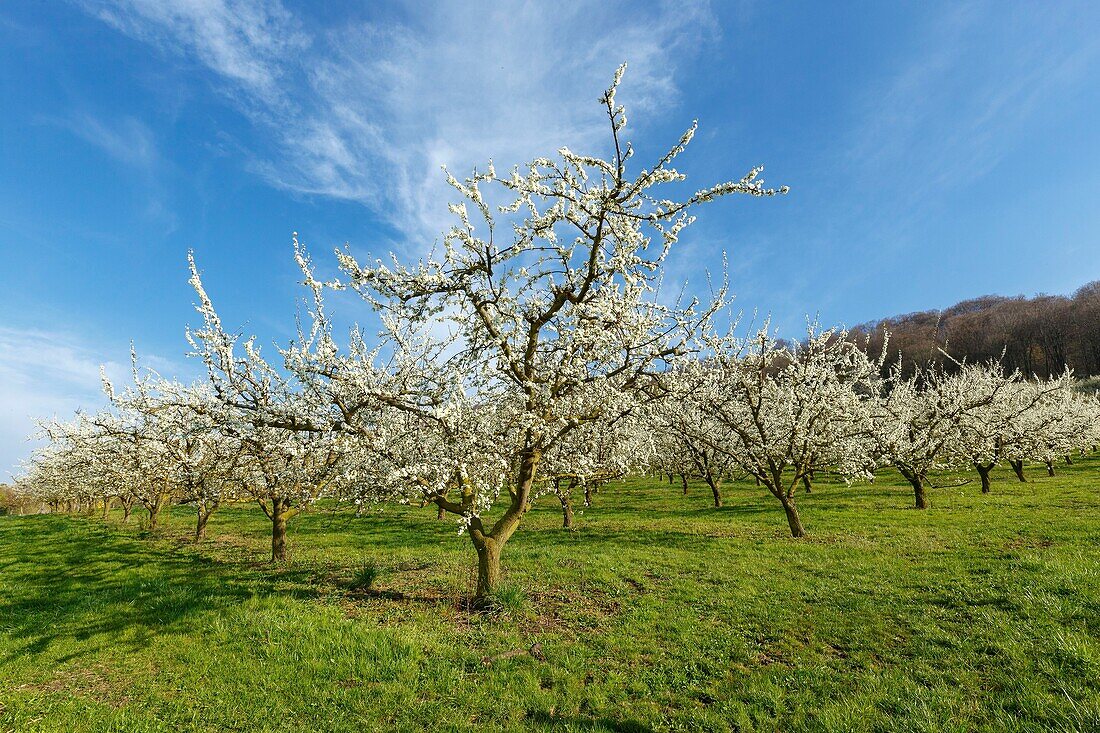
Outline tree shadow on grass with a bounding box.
[0,515,272,665]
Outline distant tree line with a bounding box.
[851,281,1100,379]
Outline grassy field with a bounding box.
[2,461,1099,732]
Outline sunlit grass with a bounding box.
[2,460,1099,731]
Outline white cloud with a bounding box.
[50,112,160,168]
[0,327,191,480]
[0,327,121,479]
[79,0,718,245]
[79,0,308,100]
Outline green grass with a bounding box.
[2,460,1100,732]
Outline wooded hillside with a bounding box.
[852,281,1100,378]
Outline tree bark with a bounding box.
[271,499,290,562]
[903,471,929,509]
[559,491,574,529]
[101,498,111,519]
[122,500,133,522]
[1010,459,1027,482]
[802,474,812,494]
[1045,460,1056,477]
[195,504,215,542]
[473,535,502,602]
[976,463,993,494]
[780,497,806,538]
[680,473,689,495]
[437,505,446,520]
[705,475,722,508]
[468,447,539,604]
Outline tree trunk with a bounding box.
[667,473,674,485]
[1065,455,1074,465]
[706,475,722,508]
[802,474,812,494]
[907,474,928,509]
[147,504,160,529]
[122,501,133,522]
[195,505,211,542]
[559,492,574,529]
[976,463,992,494]
[584,484,593,507]
[780,497,806,538]
[1045,460,1056,477]
[473,535,502,602]
[271,500,289,562]
[437,505,446,520]
[101,498,111,519]
[680,473,689,496]
[1010,459,1027,482]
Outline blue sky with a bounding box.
[1,0,1099,478]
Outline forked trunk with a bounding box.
[1010,459,1027,482]
[976,464,992,494]
[195,504,212,542]
[469,448,539,604]
[902,470,928,509]
[122,501,133,522]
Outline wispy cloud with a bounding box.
[78,0,718,244]
[789,1,1100,325]
[846,2,1098,197]
[0,327,194,480]
[0,327,123,479]
[49,112,160,168]
[78,0,308,100]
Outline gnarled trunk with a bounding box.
[469,448,539,604]
[901,469,928,509]
[559,491,574,529]
[146,499,164,529]
[195,502,217,542]
[473,534,502,602]
[780,496,806,538]
[976,463,993,494]
[271,499,290,562]
[1010,459,1027,482]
